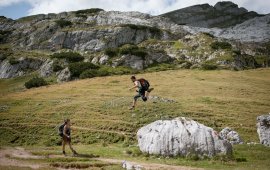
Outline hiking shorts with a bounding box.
[62,135,71,143]
[134,87,149,102]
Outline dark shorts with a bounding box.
[62,135,71,143]
[134,87,149,101]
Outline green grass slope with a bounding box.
[0,69,270,169]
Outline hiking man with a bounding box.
[129,76,153,110]
[59,119,78,156]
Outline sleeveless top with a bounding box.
[64,125,71,136]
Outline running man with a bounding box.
[129,76,154,110]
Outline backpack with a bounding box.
[58,123,65,137]
[138,78,150,90]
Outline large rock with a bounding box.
[219,127,243,144]
[56,67,71,82]
[0,58,43,79]
[257,114,270,147]
[161,1,260,28]
[39,59,53,77]
[137,117,232,157]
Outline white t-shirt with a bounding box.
[134,80,142,89]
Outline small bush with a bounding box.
[105,48,118,58]
[55,19,72,28]
[0,54,7,61]
[146,63,175,72]
[119,44,147,59]
[202,32,214,38]
[79,69,98,79]
[121,24,161,35]
[75,14,87,18]
[75,8,104,15]
[119,44,138,55]
[211,41,232,50]
[8,57,19,65]
[0,30,12,43]
[52,62,63,72]
[25,77,48,89]
[236,157,247,162]
[69,62,99,78]
[51,52,84,63]
[201,63,218,70]
[233,50,241,55]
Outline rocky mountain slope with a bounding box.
[0,3,269,81]
[161,1,263,28]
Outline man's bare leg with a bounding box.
[62,141,66,155]
[68,143,77,155]
[129,100,137,110]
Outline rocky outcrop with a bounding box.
[219,127,243,144]
[161,1,261,28]
[257,114,270,147]
[137,117,232,157]
[183,14,270,43]
[112,52,172,70]
[39,59,54,77]
[0,58,43,78]
[0,4,268,80]
[56,67,71,82]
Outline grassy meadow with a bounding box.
[0,68,270,169]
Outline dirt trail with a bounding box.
[0,147,45,169]
[96,158,203,170]
[0,147,203,170]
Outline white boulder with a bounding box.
[257,114,270,147]
[137,117,232,157]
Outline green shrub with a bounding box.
[25,77,48,89]
[119,44,147,59]
[0,54,7,61]
[51,52,84,63]
[146,63,175,72]
[101,66,136,75]
[121,24,161,35]
[0,30,12,43]
[75,8,104,15]
[52,61,63,72]
[201,63,218,70]
[69,62,99,78]
[55,19,72,28]
[202,32,214,38]
[236,157,247,162]
[79,69,98,79]
[255,55,270,65]
[211,41,232,50]
[105,48,119,58]
[75,14,87,18]
[119,44,138,55]
[80,66,136,79]
[233,50,241,55]
[104,45,147,59]
[8,57,19,65]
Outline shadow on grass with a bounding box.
[75,153,99,158]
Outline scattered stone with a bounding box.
[257,114,270,147]
[219,127,243,144]
[137,117,232,157]
[122,160,142,170]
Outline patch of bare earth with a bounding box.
[96,158,204,170]
[0,147,45,169]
